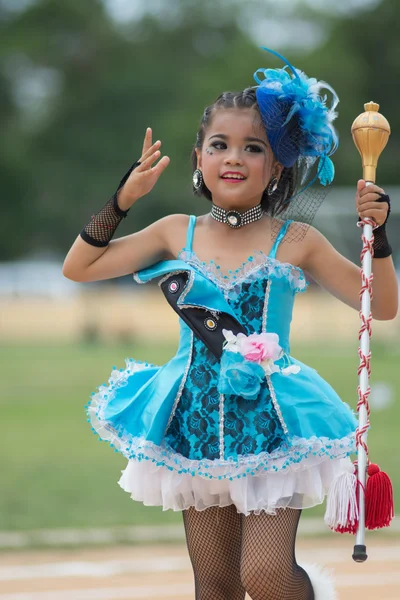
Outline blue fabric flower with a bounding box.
[218,351,265,401]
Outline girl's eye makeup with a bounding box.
[209,141,264,153]
[210,141,227,150]
[246,144,263,153]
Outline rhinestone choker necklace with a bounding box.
[210,203,263,228]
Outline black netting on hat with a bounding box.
[261,157,331,244]
[253,47,339,243]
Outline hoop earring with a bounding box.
[192,169,203,191]
[267,177,278,195]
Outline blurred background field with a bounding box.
[1,0,400,544]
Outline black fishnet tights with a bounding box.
[183,505,246,600]
[241,508,314,600]
[183,506,314,600]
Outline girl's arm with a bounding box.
[63,128,175,283]
[63,214,187,282]
[301,181,398,321]
[301,229,398,320]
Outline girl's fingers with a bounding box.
[359,209,385,217]
[358,194,385,206]
[152,155,170,176]
[136,150,161,171]
[358,210,387,225]
[358,206,387,217]
[141,128,153,156]
[357,201,387,212]
[140,140,161,163]
[358,186,385,199]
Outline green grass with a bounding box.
[1,340,399,531]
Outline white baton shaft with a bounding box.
[353,181,374,563]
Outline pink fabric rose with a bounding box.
[238,332,281,364]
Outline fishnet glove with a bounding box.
[80,160,140,247]
[373,193,392,258]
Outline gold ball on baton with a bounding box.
[351,101,391,183]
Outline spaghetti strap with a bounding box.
[268,220,293,259]
[185,215,197,252]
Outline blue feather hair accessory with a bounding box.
[254,47,339,186]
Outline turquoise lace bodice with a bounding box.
[164,216,308,462]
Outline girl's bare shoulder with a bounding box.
[162,213,192,259]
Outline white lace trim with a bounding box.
[89,359,157,424]
[133,272,145,284]
[266,374,289,435]
[219,394,225,460]
[116,432,355,480]
[178,249,308,293]
[262,278,272,332]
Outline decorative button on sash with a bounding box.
[168,281,180,293]
[204,317,217,331]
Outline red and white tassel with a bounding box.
[324,463,359,533]
[365,463,394,530]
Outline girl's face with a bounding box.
[196,108,282,209]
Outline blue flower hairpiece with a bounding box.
[254,47,339,186]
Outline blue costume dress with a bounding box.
[88,216,357,515]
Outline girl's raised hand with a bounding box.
[356,179,389,227]
[117,128,170,210]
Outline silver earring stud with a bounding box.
[267,177,278,195]
[193,169,203,191]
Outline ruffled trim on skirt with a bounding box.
[89,384,355,480]
[119,455,353,515]
[87,358,356,511]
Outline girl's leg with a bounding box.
[182,505,246,600]
[240,509,314,600]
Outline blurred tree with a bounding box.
[0,5,32,259]
[0,0,398,259]
[296,0,398,186]
[0,0,265,257]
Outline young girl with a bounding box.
[63,49,397,600]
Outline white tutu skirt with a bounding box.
[119,455,352,515]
